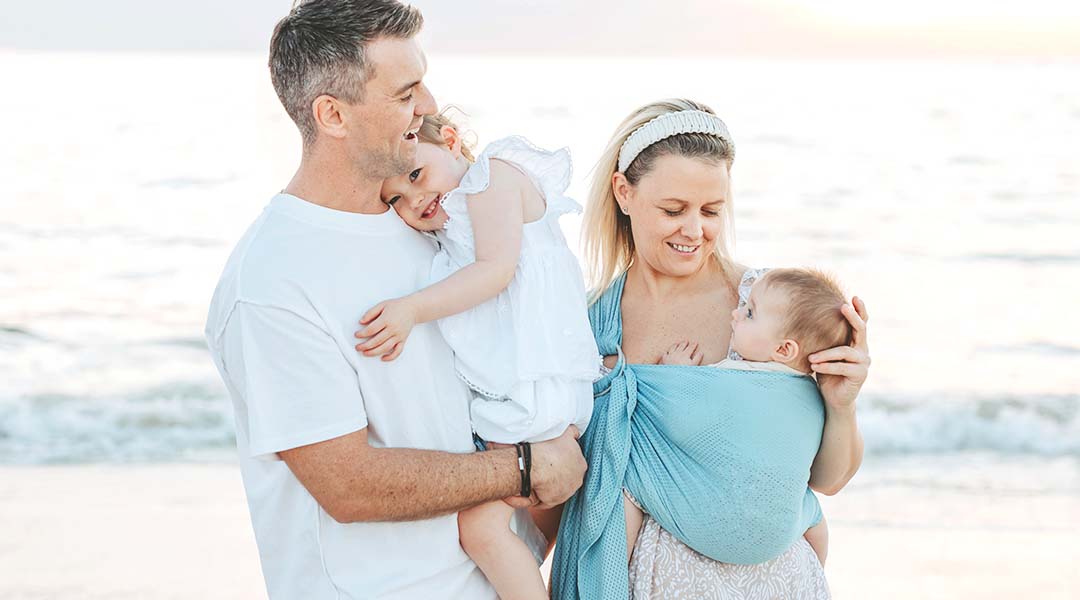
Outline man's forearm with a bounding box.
[281,430,521,523]
[352,445,521,522]
[809,405,863,495]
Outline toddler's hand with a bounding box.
[660,341,703,366]
[355,297,418,361]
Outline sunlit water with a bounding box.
[3,52,1079,464]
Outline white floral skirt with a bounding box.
[628,514,831,600]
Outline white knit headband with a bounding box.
[617,110,732,173]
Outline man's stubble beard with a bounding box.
[357,141,415,181]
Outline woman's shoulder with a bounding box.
[587,270,628,335]
[590,270,629,302]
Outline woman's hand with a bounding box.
[355,297,418,361]
[808,296,870,412]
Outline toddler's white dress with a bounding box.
[432,136,598,443]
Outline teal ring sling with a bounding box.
[551,273,824,599]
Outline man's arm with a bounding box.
[280,425,586,523]
[217,301,586,520]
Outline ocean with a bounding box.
[3,51,1079,465]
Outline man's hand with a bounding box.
[355,297,418,361]
[529,426,587,509]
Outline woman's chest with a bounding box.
[621,298,734,365]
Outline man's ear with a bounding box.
[312,94,348,140]
[773,339,800,363]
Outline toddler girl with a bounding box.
[354,113,598,599]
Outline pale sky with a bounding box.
[3,0,1078,59]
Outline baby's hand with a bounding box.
[355,297,418,361]
[659,341,703,366]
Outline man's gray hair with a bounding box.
[269,0,423,146]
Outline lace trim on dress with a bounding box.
[456,370,510,402]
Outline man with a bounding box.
[204,1,587,598]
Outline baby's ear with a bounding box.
[773,339,800,363]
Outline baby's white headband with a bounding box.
[617,110,732,173]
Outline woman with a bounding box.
[550,99,870,599]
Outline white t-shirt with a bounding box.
[205,193,503,599]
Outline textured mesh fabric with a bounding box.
[551,273,824,600]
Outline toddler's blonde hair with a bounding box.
[416,108,476,162]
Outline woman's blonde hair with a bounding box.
[582,98,737,299]
[416,107,476,162]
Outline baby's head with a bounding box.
[380,113,475,231]
[730,268,852,372]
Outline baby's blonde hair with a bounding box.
[759,268,852,358]
[416,108,476,162]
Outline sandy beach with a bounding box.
[1,465,265,599]
[3,456,1077,599]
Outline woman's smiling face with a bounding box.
[615,153,730,278]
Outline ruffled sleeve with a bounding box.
[440,136,579,255]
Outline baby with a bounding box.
[633,267,853,566]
